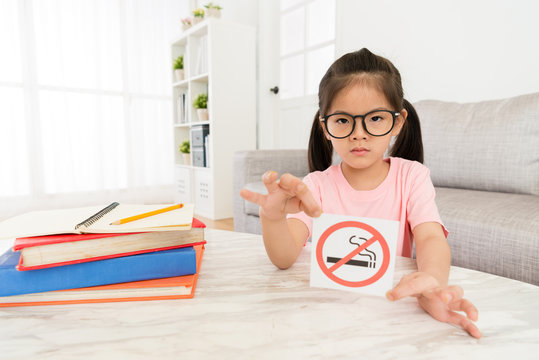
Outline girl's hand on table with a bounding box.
[386,272,482,339]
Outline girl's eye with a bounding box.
[369,116,383,122]
[336,117,350,125]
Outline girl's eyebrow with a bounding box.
[330,107,390,114]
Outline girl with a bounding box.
[240,48,481,339]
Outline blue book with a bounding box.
[0,246,197,297]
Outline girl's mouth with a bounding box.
[351,147,369,156]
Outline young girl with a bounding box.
[240,48,481,339]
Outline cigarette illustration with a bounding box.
[326,236,377,268]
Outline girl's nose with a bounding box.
[350,120,368,140]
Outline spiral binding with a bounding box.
[75,202,119,230]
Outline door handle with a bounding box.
[269,86,279,94]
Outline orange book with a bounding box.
[0,245,204,307]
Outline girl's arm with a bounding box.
[386,222,451,299]
[387,222,482,338]
[240,171,321,269]
[414,222,451,286]
[260,216,308,269]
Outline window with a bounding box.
[279,0,336,99]
[0,0,187,218]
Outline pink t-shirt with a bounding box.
[287,157,448,257]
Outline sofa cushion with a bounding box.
[435,187,539,285]
[415,92,539,195]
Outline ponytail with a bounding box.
[390,99,424,163]
[308,110,333,172]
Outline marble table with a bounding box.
[0,229,538,359]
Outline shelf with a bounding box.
[171,36,187,47]
[170,19,213,47]
[193,120,210,126]
[190,73,209,82]
[175,163,211,171]
[174,120,210,128]
[171,19,256,219]
[172,79,189,88]
[172,74,208,87]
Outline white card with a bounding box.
[310,213,399,297]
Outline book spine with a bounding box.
[0,247,197,297]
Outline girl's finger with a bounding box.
[239,188,266,207]
[387,273,439,301]
[279,174,322,217]
[296,183,322,217]
[448,298,479,322]
[262,171,280,193]
[446,310,482,339]
[440,285,464,304]
[278,173,304,193]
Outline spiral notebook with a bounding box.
[0,203,195,240]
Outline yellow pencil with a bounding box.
[110,203,184,225]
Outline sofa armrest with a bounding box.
[233,149,309,233]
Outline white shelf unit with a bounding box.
[171,19,256,220]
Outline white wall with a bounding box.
[207,0,259,28]
[336,0,539,103]
[189,0,539,149]
[189,0,258,28]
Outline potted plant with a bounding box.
[192,8,205,24]
[204,3,222,18]
[179,140,190,165]
[193,93,209,121]
[173,55,184,82]
[181,17,191,31]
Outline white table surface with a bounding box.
[0,229,538,359]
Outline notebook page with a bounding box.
[88,203,195,233]
[0,206,107,240]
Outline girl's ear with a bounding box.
[391,109,407,137]
[324,130,332,141]
[319,118,332,141]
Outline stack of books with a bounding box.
[0,203,205,307]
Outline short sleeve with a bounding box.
[287,173,320,239]
[406,165,449,237]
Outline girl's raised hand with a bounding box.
[240,171,322,221]
[386,272,482,339]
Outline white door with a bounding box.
[259,0,336,150]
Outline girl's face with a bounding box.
[322,82,406,174]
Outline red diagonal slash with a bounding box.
[327,235,380,273]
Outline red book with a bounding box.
[0,245,205,307]
[14,218,206,271]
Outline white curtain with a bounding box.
[0,0,188,220]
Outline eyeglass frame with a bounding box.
[320,109,400,138]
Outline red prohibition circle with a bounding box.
[316,221,390,287]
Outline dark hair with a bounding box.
[308,48,423,172]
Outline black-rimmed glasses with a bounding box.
[321,110,399,138]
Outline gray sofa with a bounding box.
[233,92,539,285]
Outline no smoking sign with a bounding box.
[311,213,399,296]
